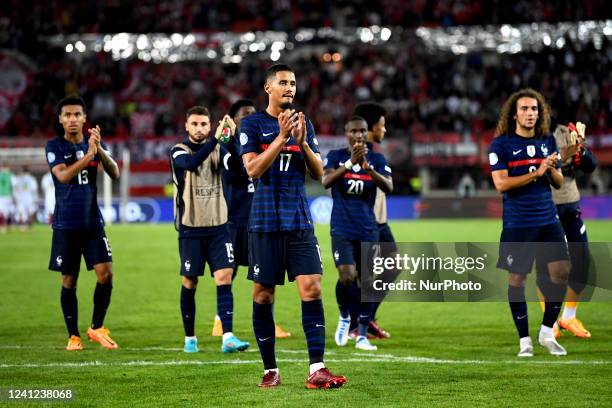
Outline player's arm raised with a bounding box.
[363,160,393,194]
[89,126,119,180]
[172,122,228,171]
[51,137,98,184]
[322,144,365,189]
[243,110,296,179]
[545,152,563,189]
[295,113,323,180]
[221,117,243,182]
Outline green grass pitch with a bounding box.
[1,220,612,407]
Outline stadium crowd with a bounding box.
[2,35,611,140]
[2,0,610,39]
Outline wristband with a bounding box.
[344,160,353,170]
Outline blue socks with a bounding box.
[61,286,79,337]
[92,282,112,329]
[335,280,351,318]
[508,285,529,338]
[302,299,325,365]
[180,286,196,337]
[216,284,234,333]
[253,302,276,370]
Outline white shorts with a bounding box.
[0,197,13,218]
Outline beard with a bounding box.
[280,101,292,110]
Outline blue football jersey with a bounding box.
[489,133,560,228]
[239,110,320,232]
[45,136,107,230]
[325,147,391,241]
[222,136,254,228]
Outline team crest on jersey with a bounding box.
[76,150,84,159]
[506,254,514,266]
[47,152,56,163]
[527,145,536,157]
[540,144,548,155]
[240,132,248,146]
[56,256,63,267]
[184,260,191,272]
[489,153,498,165]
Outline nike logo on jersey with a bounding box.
[64,154,73,159]
[512,150,522,155]
[262,132,274,137]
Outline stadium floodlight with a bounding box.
[381,27,392,41]
[44,20,611,63]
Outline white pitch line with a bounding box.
[0,345,329,354]
[1,357,611,369]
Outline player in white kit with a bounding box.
[41,171,55,224]
[12,167,39,230]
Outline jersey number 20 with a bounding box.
[347,179,364,194]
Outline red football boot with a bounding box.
[258,370,281,388]
[306,368,347,389]
[368,320,391,339]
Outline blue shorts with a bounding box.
[497,222,569,274]
[229,225,249,267]
[331,235,361,267]
[179,230,235,277]
[331,234,380,284]
[377,223,398,254]
[557,204,588,243]
[332,232,378,262]
[247,230,323,286]
[49,228,112,276]
[535,204,590,292]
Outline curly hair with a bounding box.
[494,88,550,138]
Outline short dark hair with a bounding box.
[186,106,210,120]
[229,99,255,118]
[353,102,386,131]
[57,96,86,115]
[265,64,293,82]
[345,115,368,130]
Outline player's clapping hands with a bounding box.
[86,126,100,157]
[214,115,236,139]
[88,125,102,147]
[291,112,307,146]
[536,152,558,177]
[277,109,298,142]
[350,141,367,166]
